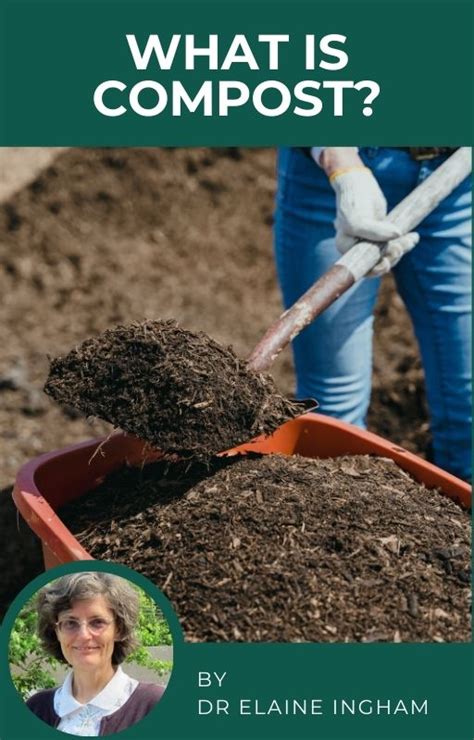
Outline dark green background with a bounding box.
[0,563,472,740]
[0,1,472,738]
[0,0,472,144]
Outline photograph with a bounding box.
[0,145,470,646]
[9,569,172,735]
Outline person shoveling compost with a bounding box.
[44,320,307,458]
[45,149,471,460]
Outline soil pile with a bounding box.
[45,320,306,457]
[60,453,471,643]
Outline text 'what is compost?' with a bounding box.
[93,33,381,118]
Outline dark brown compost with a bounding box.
[60,453,471,643]
[44,320,306,458]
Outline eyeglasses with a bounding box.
[55,617,114,635]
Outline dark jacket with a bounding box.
[27,682,164,735]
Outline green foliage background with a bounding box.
[9,584,173,699]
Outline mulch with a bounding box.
[59,452,471,643]
[45,320,306,458]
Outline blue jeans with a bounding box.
[274,147,472,480]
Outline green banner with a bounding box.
[0,0,472,144]
[1,564,472,740]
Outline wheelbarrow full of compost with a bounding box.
[12,414,471,570]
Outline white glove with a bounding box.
[330,166,419,276]
[369,232,420,276]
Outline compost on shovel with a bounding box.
[44,319,306,458]
[59,452,471,643]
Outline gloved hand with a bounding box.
[369,231,420,276]
[330,166,419,276]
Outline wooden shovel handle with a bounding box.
[248,147,472,373]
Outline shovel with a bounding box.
[247,146,472,373]
[44,148,472,457]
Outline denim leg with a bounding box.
[392,167,472,480]
[274,147,472,480]
[274,148,380,427]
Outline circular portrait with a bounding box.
[9,570,173,736]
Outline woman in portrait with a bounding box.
[26,572,164,736]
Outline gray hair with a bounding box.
[36,572,139,665]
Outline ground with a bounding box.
[0,147,429,617]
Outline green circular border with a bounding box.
[0,561,183,738]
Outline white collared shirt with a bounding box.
[54,665,138,736]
